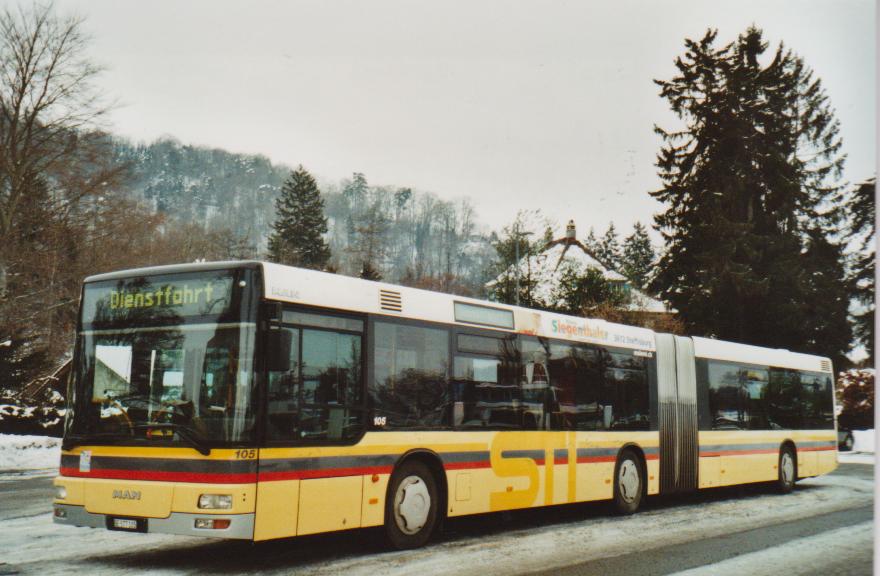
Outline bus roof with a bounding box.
[692,336,832,373]
[260,261,658,351]
[82,260,833,370]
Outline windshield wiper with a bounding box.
[131,424,212,456]
[62,432,131,452]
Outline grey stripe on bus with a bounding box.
[259,454,397,472]
[439,451,490,464]
[60,454,256,474]
[699,440,835,453]
[501,449,546,460]
[61,440,832,476]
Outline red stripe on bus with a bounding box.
[700,446,836,458]
[443,461,491,471]
[699,449,777,457]
[576,456,617,463]
[60,467,256,484]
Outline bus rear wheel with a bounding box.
[384,460,440,549]
[777,446,797,493]
[613,449,644,515]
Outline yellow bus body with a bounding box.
[54,428,836,541]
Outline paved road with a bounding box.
[0,472,56,522]
[529,505,873,576]
[0,463,873,576]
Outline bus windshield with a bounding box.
[66,269,259,447]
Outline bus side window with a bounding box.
[707,361,747,430]
[299,329,363,441]
[548,342,590,430]
[266,328,300,440]
[452,333,520,430]
[766,368,802,429]
[741,367,769,430]
[266,311,365,444]
[799,370,834,430]
[520,337,552,430]
[371,322,449,430]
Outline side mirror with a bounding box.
[267,329,292,372]
[264,301,284,325]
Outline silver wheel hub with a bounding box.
[393,475,431,535]
[618,460,640,503]
[781,452,794,484]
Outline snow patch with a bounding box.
[852,429,875,453]
[837,452,874,465]
[0,434,61,471]
[667,521,873,576]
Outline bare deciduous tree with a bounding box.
[0,2,126,388]
[0,2,113,295]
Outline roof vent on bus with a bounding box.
[820,360,832,372]
[379,289,402,312]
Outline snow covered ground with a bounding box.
[668,521,874,576]
[0,434,60,472]
[852,429,875,453]
[838,452,875,465]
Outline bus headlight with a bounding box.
[198,494,232,509]
[55,485,67,500]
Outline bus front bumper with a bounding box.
[52,504,254,540]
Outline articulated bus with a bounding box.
[54,261,838,548]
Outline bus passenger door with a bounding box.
[254,456,300,541]
[255,325,300,541]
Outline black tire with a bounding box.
[613,449,645,515]
[384,460,440,550]
[777,445,797,494]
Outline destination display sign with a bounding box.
[81,272,236,327]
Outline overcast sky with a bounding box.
[53,0,876,238]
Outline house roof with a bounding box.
[486,223,669,314]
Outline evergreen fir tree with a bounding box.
[848,178,875,363]
[551,264,628,315]
[267,166,331,270]
[343,172,369,204]
[487,211,545,306]
[596,223,621,270]
[651,27,848,361]
[583,227,599,253]
[798,227,853,371]
[620,222,655,288]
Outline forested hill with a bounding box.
[111,137,498,294]
[113,137,287,248]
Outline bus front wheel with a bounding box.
[613,449,645,515]
[385,460,440,549]
[777,446,797,493]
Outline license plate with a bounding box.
[110,517,140,531]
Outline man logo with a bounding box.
[112,489,141,500]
